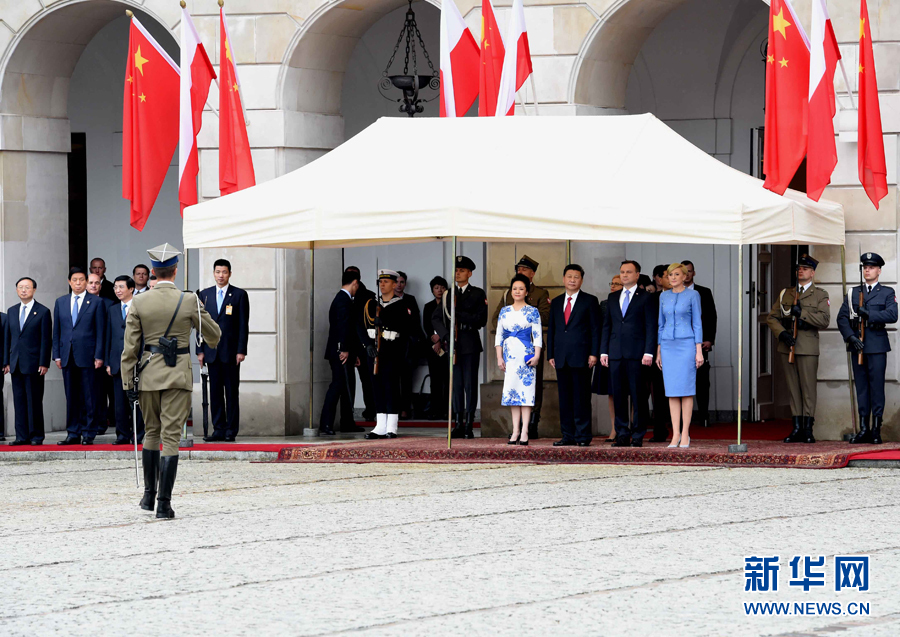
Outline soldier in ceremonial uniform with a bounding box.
[122,244,220,519]
[491,255,550,438]
[837,252,898,444]
[362,270,415,439]
[766,254,830,444]
[433,255,487,438]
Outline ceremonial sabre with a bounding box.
[858,245,866,365]
[789,253,800,365]
[130,360,146,488]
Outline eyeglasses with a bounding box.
[610,282,623,287]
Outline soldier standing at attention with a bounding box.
[766,254,830,444]
[491,255,550,439]
[837,252,897,444]
[122,244,220,519]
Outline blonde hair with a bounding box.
[667,262,688,276]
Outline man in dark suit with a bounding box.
[345,266,377,422]
[601,260,657,447]
[432,255,487,438]
[198,259,250,442]
[648,264,670,442]
[396,271,424,419]
[0,311,5,441]
[547,264,600,446]
[88,273,116,436]
[105,275,144,445]
[89,257,118,302]
[3,277,52,445]
[423,276,449,419]
[132,264,151,295]
[319,271,361,435]
[53,267,107,445]
[683,260,717,427]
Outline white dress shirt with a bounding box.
[619,284,638,313]
[18,299,35,326]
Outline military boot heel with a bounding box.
[450,415,466,439]
[783,416,804,443]
[156,455,179,519]
[140,449,160,511]
[849,416,872,444]
[802,416,816,444]
[464,414,475,439]
[871,416,884,444]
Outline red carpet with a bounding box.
[277,437,899,469]
[0,443,312,453]
[846,449,900,461]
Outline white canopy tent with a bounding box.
[183,114,847,451]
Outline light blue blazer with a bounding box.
[658,289,703,343]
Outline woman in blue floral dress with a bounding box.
[495,274,543,445]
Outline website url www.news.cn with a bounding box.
[744,602,870,616]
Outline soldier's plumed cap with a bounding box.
[147,243,182,268]
[515,254,539,271]
[797,254,818,270]
[861,252,885,267]
[455,255,476,271]
[378,269,399,282]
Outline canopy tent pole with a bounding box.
[729,244,748,453]
[447,237,457,449]
[309,242,316,434]
[841,245,859,436]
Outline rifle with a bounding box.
[374,303,382,375]
[858,247,866,365]
[789,255,800,364]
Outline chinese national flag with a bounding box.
[806,0,841,202]
[858,0,888,209]
[478,0,505,116]
[219,7,256,196]
[122,17,180,231]
[763,0,810,196]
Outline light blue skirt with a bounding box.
[660,337,697,397]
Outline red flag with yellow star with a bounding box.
[219,6,256,196]
[478,0,505,116]
[763,0,810,195]
[121,17,180,231]
[858,0,888,209]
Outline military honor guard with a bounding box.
[491,255,550,439]
[362,270,416,439]
[837,252,898,444]
[197,259,250,442]
[433,255,488,439]
[766,254,830,443]
[122,244,220,519]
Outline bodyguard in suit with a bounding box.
[0,312,5,441]
[345,266,377,422]
[396,271,425,418]
[433,255,487,438]
[423,276,449,419]
[88,273,116,436]
[837,252,898,444]
[3,277,52,445]
[53,267,107,445]
[105,275,144,445]
[601,260,658,447]
[682,260,718,427]
[319,271,361,435]
[89,257,118,302]
[547,264,600,446]
[198,259,250,442]
[133,264,151,295]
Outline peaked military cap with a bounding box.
[378,269,399,282]
[455,255,476,271]
[147,243,182,268]
[515,254,539,272]
[797,254,819,270]
[861,252,885,267]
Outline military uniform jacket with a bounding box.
[491,283,551,330]
[766,283,830,356]
[432,284,487,355]
[836,283,898,354]
[361,296,416,361]
[122,283,221,391]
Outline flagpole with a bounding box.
[447,237,457,450]
[841,245,859,436]
[218,1,251,126]
[837,58,857,110]
[729,244,747,453]
[529,75,540,115]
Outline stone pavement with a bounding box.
[1,461,898,636]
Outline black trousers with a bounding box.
[695,353,711,423]
[400,356,414,415]
[853,352,887,418]
[452,352,480,418]
[11,370,44,442]
[556,366,593,443]
[111,372,144,442]
[62,363,97,440]
[209,361,241,437]
[426,349,449,416]
[320,357,356,429]
[371,354,401,414]
[95,371,114,433]
[610,358,650,442]
[354,354,376,419]
[650,363,670,438]
[533,356,545,421]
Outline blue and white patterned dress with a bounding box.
[495,305,543,406]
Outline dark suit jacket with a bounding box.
[601,287,657,360]
[99,278,117,303]
[546,291,600,368]
[324,290,355,361]
[423,299,440,337]
[4,301,52,373]
[105,301,130,376]
[432,284,487,355]
[351,282,376,355]
[198,285,250,363]
[52,293,107,367]
[692,284,717,345]
[400,293,424,357]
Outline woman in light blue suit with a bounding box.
[656,263,704,448]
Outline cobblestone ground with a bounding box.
[1,460,898,636]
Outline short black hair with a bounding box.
[510,273,531,289]
[342,271,360,286]
[213,259,232,272]
[90,257,105,266]
[114,275,135,290]
[344,265,360,273]
[430,276,448,289]
[149,275,158,281]
[133,264,150,276]
[681,260,694,267]
[620,260,641,273]
[638,274,652,289]
[397,271,408,281]
[653,264,668,279]
[16,276,37,289]
[563,263,584,277]
[68,267,86,280]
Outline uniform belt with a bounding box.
[144,345,191,355]
[458,324,477,331]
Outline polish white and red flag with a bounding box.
[439,0,479,117]
[806,0,841,201]
[494,0,533,116]
[178,6,216,213]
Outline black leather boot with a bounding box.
[802,416,816,444]
[871,416,883,444]
[784,416,804,443]
[156,455,179,519]
[140,449,160,511]
[464,414,475,439]
[528,413,540,440]
[849,415,872,444]
[450,415,466,439]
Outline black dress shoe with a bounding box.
[631,440,643,448]
[30,441,43,446]
[386,432,398,439]
[508,435,518,445]
[553,439,576,447]
[340,424,366,433]
[648,436,668,443]
[203,434,226,442]
[58,437,81,446]
[612,439,631,447]
[112,439,133,445]
[517,440,529,446]
[364,432,387,440]
[224,436,236,442]
[577,441,590,447]
[319,427,336,436]
[82,440,94,446]
[9,439,30,446]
